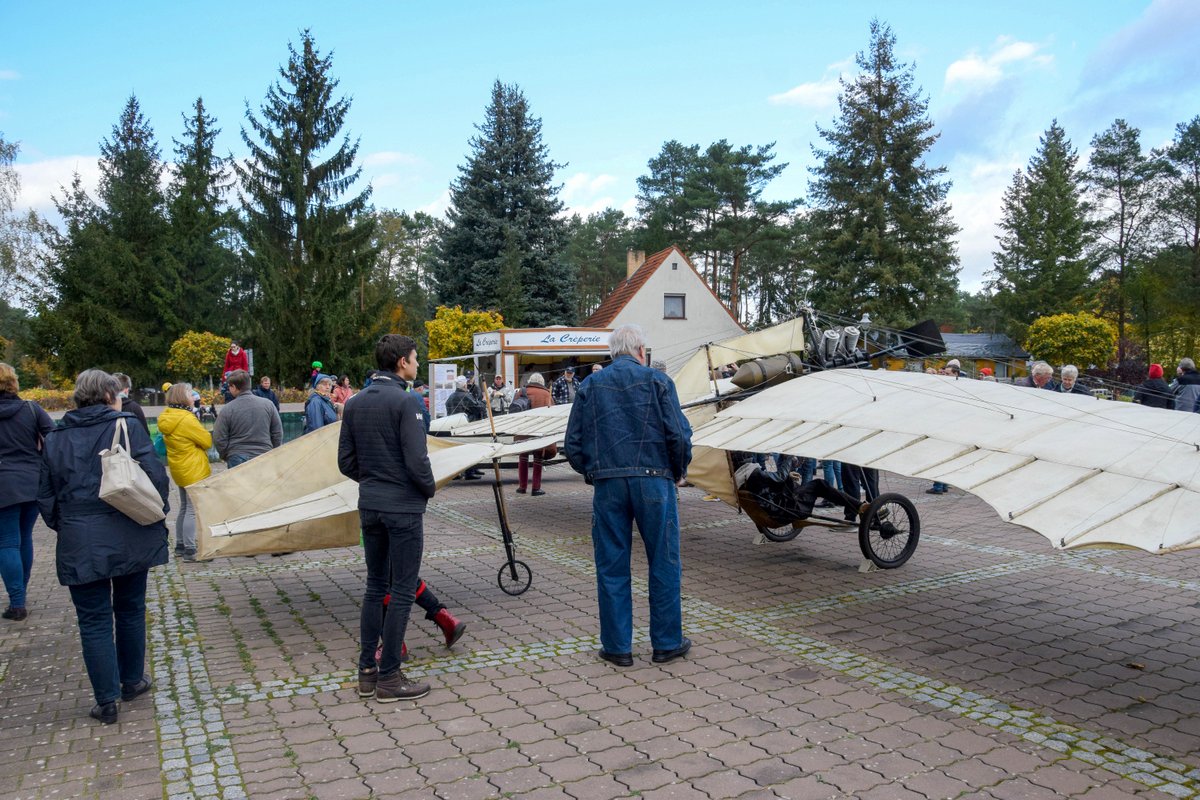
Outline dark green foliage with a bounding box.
[806,20,959,326]
[1085,119,1160,363]
[35,97,182,385]
[563,209,636,321]
[435,81,573,326]
[373,209,440,343]
[738,215,811,329]
[169,98,240,334]
[236,32,382,386]
[1159,116,1200,264]
[634,139,798,321]
[635,141,702,255]
[988,121,1095,336]
[494,228,528,327]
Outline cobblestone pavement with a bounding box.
[3,463,1200,799]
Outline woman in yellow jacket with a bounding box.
[157,384,211,561]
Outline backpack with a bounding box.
[509,389,531,414]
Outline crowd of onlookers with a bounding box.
[930,356,1199,412]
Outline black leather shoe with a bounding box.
[121,675,153,702]
[90,702,118,725]
[599,650,633,667]
[531,490,546,497]
[652,638,692,664]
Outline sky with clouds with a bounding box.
[2,0,1198,292]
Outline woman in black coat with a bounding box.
[0,363,55,621]
[1133,363,1174,410]
[38,369,169,725]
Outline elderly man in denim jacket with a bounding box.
[565,324,693,667]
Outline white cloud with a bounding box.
[561,172,616,203]
[419,189,451,218]
[944,37,1052,93]
[14,156,102,217]
[0,70,19,80]
[361,150,422,169]
[768,59,852,110]
[945,154,1023,292]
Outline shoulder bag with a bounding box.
[99,418,167,525]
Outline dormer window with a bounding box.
[664,294,686,319]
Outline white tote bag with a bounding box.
[98,418,167,525]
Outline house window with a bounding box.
[671,261,679,270]
[664,294,686,319]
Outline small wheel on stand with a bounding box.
[858,493,920,569]
[497,560,532,595]
[755,523,801,542]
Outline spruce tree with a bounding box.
[237,32,381,385]
[36,97,181,383]
[436,81,573,326]
[169,97,238,334]
[988,121,1094,335]
[807,20,959,325]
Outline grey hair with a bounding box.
[1181,357,1196,371]
[1061,365,1079,379]
[1031,361,1053,376]
[609,323,647,359]
[73,369,120,408]
[112,372,132,392]
[454,375,468,388]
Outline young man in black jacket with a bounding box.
[338,334,435,702]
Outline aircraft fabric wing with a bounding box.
[190,422,503,560]
[689,369,1200,554]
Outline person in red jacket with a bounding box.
[223,342,249,376]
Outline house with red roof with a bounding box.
[583,245,745,369]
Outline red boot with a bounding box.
[432,608,466,648]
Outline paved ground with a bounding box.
[3,462,1200,800]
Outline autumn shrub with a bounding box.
[19,388,75,410]
[168,331,232,385]
[425,306,504,360]
[1024,313,1117,370]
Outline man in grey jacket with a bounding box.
[213,370,283,467]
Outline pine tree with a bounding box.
[988,121,1094,335]
[169,98,238,334]
[806,20,959,326]
[436,81,573,326]
[635,140,702,254]
[564,208,636,320]
[687,140,798,318]
[237,32,381,385]
[36,97,181,383]
[1085,119,1160,365]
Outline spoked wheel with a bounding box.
[858,493,920,569]
[497,560,532,595]
[755,523,801,543]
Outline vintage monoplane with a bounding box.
[188,309,1200,594]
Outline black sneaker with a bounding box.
[2,606,28,621]
[183,549,197,562]
[652,637,692,664]
[121,675,153,702]
[375,670,430,702]
[90,702,118,725]
[599,650,633,667]
[174,543,186,556]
